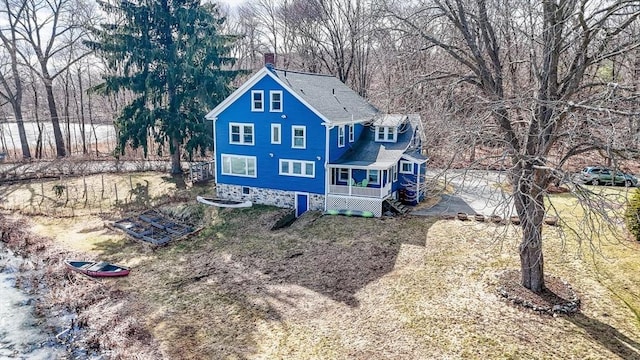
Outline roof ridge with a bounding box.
[273,68,335,77]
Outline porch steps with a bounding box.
[384,199,411,215]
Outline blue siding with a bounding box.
[328,123,365,162]
[418,162,427,202]
[391,166,401,193]
[215,75,326,194]
[397,161,427,205]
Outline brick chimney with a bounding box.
[264,53,275,69]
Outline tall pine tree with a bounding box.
[89,0,242,174]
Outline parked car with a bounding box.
[579,166,638,187]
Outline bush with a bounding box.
[625,188,640,241]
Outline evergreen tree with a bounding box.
[89,0,242,174]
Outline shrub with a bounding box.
[625,188,640,241]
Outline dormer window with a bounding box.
[376,126,397,142]
[251,90,264,111]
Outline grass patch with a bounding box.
[2,173,640,359]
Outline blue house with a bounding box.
[205,65,427,217]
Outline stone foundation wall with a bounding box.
[216,184,325,211]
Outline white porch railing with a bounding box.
[328,182,392,198]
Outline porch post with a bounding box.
[416,167,421,202]
[349,168,352,196]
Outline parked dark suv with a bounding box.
[579,166,638,187]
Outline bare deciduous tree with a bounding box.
[13,0,93,158]
[0,0,31,158]
[383,0,640,292]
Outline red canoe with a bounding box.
[64,260,130,277]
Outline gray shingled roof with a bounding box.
[272,69,378,124]
[332,115,424,168]
[373,114,406,127]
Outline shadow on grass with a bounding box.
[92,235,149,259]
[90,207,437,359]
[566,312,640,360]
[161,174,187,190]
[195,210,437,307]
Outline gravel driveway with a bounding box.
[412,170,516,218]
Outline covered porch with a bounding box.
[327,165,394,199]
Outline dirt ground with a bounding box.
[1,172,640,359]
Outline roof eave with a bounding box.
[205,68,270,120]
[402,153,429,164]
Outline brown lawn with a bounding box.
[1,172,639,359]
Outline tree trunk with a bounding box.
[77,69,87,155]
[170,136,182,175]
[44,80,66,157]
[513,166,545,293]
[86,66,99,157]
[63,71,72,155]
[31,81,43,158]
[11,101,30,159]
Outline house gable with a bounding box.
[212,71,327,195]
[206,67,330,125]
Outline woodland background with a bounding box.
[1,0,636,169]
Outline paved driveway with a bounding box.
[412,170,516,218]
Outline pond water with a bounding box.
[0,249,63,359]
[0,122,116,154]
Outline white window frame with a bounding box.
[367,169,380,185]
[338,125,345,148]
[251,90,264,112]
[292,125,306,149]
[229,123,254,145]
[376,126,385,141]
[391,164,398,182]
[279,159,315,178]
[349,124,355,142]
[338,168,349,182]
[375,126,397,142]
[386,128,395,141]
[400,160,413,174]
[221,154,257,177]
[271,123,281,144]
[270,90,283,112]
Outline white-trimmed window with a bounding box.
[368,169,380,184]
[229,123,254,145]
[391,164,398,182]
[338,125,345,147]
[400,160,413,174]
[349,124,355,142]
[221,154,256,177]
[280,159,315,178]
[271,124,281,144]
[270,90,283,112]
[338,168,349,181]
[292,125,306,149]
[376,126,397,142]
[251,90,264,111]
